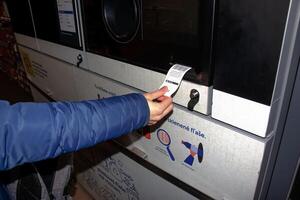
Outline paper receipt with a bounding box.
[160,64,191,97]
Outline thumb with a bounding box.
[145,86,168,100]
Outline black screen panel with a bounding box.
[213,0,290,105]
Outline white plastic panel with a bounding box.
[86,52,212,115]
[73,68,269,200]
[73,67,138,101]
[212,89,271,137]
[15,33,39,50]
[19,46,77,101]
[37,39,88,68]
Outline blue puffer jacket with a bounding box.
[0,93,149,199]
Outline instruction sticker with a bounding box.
[20,50,34,77]
[161,64,191,97]
[57,0,76,33]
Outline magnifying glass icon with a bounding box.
[157,129,175,161]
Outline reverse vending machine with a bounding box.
[6,0,300,199]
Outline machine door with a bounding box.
[211,0,291,137]
[213,0,290,106]
[81,0,215,86]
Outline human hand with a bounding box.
[144,86,173,125]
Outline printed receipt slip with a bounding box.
[160,64,191,97]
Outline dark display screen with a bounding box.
[81,0,214,86]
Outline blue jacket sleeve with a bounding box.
[0,93,149,170]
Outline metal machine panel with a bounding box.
[73,67,269,200]
[121,107,268,200]
[76,142,199,200]
[86,53,212,114]
[19,46,77,101]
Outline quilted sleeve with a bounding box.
[0,93,149,170]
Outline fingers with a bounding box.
[148,105,173,125]
[144,86,168,101]
[157,95,169,102]
[144,86,173,126]
[150,103,173,122]
[161,103,173,118]
[147,96,173,126]
[157,96,172,112]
